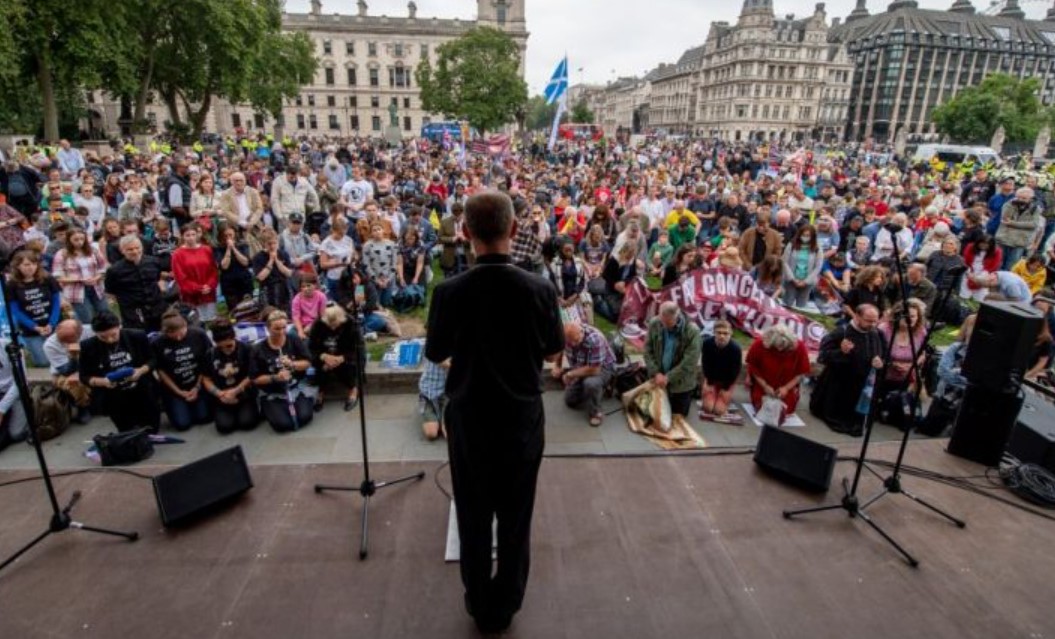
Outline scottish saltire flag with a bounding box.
[544,57,568,105]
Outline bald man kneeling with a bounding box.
[552,321,617,427]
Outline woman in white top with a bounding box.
[872,213,915,262]
[318,217,357,299]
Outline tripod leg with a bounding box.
[359,494,371,560]
[373,471,426,490]
[855,508,920,568]
[899,488,967,528]
[858,489,888,512]
[0,529,52,572]
[70,522,140,541]
[314,484,359,493]
[783,503,847,519]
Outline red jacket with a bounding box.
[171,245,218,305]
[962,243,1002,290]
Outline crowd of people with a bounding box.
[0,133,1055,447]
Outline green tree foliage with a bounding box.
[932,73,1047,144]
[524,95,558,131]
[416,27,528,134]
[570,99,595,124]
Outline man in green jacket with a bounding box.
[644,301,702,416]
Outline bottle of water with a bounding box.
[856,369,876,415]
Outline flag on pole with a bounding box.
[544,56,568,105]
[547,92,567,152]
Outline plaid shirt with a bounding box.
[511,217,543,265]
[564,324,615,372]
[419,359,448,400]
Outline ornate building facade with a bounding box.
[694,1,853,142]
[87,0,528,138]
[831,0,1055,142]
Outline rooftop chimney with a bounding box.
[847,0,870,22]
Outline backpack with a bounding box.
[30,384,71,442]
[6,172,30,199]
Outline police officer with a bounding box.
[425,191,564,634]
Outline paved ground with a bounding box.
[0,384,913,471]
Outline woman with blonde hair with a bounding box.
[745,324,811,426]
[308,304,363,411]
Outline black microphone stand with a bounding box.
[314,270,425,559]
[783,227,964,567]
[0,271,138,575]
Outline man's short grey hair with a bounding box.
[118,235,142,250]
[1016,187,1035,200]
[659,301,680,318]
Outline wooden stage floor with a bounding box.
[0,439,1052,639]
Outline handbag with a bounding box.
[757,395,785,427]
[93,428,155,466]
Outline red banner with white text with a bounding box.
[617,267,828,352]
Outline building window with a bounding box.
[420,44,428,60]
[296,114,305,129]
[351,115,360,130]
[325,68,335,85]
[326,95,336,107]
[369,68,379,87]
[496,1,507,25]
[346,41,355,56]
[309,114,318,129]
[295,95,303,106]
[254,113,264,129]
[403,97,411,109]
[371,115,381,131]
[390,65,410,88]
[347,68,357,85]
[322,39,332,55]
[232,113,241,128]
[403,116,411,131]
[371,96,380,108]
[329,114,339,130]
[368,42,377,57]
[308,94,315,107]
[391,97,398,107]
[349,96,358,108]
[394,43,403,57]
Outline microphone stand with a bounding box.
[314,270,425,559]
[783,227,964,567]
[0,272,138,575]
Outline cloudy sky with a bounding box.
[285,0,1040,93]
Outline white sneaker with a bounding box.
[364,331,379,341]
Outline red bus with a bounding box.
[558,123,604,141]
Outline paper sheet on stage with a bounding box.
[445,500,497,563]
[740,403,807,428]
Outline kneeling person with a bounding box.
[80,311,160,433]
[250,311,314,433]
[153,310,213,431]
[699,320,743,423]
[203,320,259,434]
[555,321,616,426]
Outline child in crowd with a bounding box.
[291,273,329,338]
[1012,254,1048,295]
[647,229,674,277]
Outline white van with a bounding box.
[912,144,1002,167]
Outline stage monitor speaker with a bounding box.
[153,446,253,527]
[754,425,837,493]
[947,385,1024,467]
[961,300,1043,392]
[1006,394,1055,474]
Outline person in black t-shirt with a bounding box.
[153,311,213,431]
[699,320,743,423]
[426,191,564,635]
[307,304,362,411]
[249,310,314,432]
[7,250,62,367]
[202,320,259,434]
[79,311,160,433]
[841,265,888,324]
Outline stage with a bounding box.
[0,439,1052,638]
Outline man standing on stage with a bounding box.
[425,191,564,634]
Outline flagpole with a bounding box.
[548,92,566,152]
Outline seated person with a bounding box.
[553,321,616,427]
[699,320,743,423]
[936,314,977,397]
[818,252,852,304]
[1011,254,1048,295]
[336,265,403,337]
[969,270,1032,303]
[249,310,315,433]
[43,318,92,423]
[291,273,329,339]
[202,320,259,434]
[745,324,810,426]
[79,311,160,433]
[308,304,362,411]
[418,358,449,441]
[153,310,213,432]
[251,229,294,312]
[0,340,29,450]
[597,242,639,322]
[548,240,593,325]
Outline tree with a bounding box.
[932,73,1045,144]
[570,99,594,124]
[524,95,558,131]
[416,27,527,134]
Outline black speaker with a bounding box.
[754,425,837,493]
[947,384,1024,467]
[1005,394,1055,473]
[961,300,1043,392]
[153,446,253,527]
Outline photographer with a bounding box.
[249,310,314,433]
[79,311,160,433]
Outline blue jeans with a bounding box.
[377,281,397,308]
[21,334,48,368]
[363,312,388,333]
[999,244,1026,271]
[72,287,109,324]
[162,391,213,432]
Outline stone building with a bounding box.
[831,0,1055,142]
[86,0,527,138]
[648,46,706,135]
[694,0,853,143]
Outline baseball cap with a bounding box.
[289,212,304,223]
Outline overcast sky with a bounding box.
[285,1,1040,94]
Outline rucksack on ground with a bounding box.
[31,384,71,441]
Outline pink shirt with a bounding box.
[291,290,328,328]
